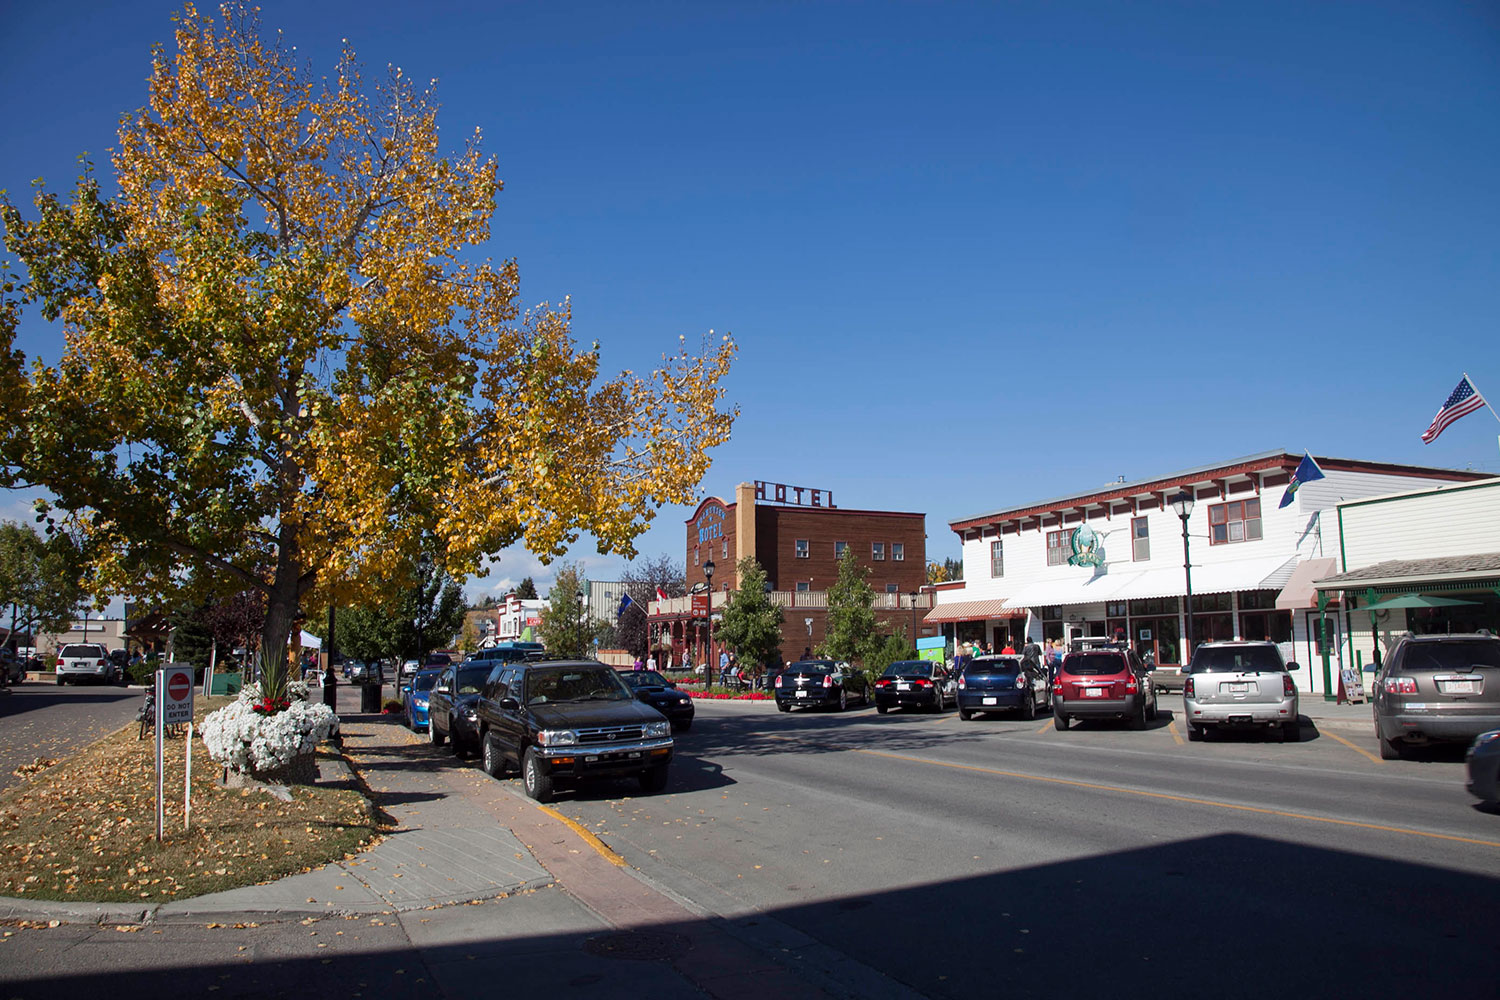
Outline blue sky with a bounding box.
[2,1,1497,606]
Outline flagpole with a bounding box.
[1462,372,1500,427]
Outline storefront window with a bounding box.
[1046,530,1070,566]
[1129,597,1180,616]
[1241,610,1292,643]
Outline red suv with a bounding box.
[1053,643,1159,730]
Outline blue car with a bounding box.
[403,668,445,731]
[957,655,1051,721]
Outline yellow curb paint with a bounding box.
[1323,730,1385,767]
[536,804,628,867]
[1167,720,1185,746]
[846,746,1500,850]
[1035,722,1053,735]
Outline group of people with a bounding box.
[951,636,1068,675]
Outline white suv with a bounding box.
[55,643,120,685]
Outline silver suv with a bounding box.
[55,643,120,685]
[1373,631,1500,760]
[1182,640,1300,742]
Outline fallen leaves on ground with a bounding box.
[0,697,380,903]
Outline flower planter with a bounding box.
[222,750,318,787]
[202,680,338,785]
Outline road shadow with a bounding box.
[0,686,139,719]
[3,832,1495,1000]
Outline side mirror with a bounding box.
[435,684,449,694]
[1286,662,1301,671]
[499,696,520,711]
[666,681,677,689]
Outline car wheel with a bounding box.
[428,713,446,747]
[1187,723,1205,742]
[1378,730,1408,761]
[1282,721,1299,743]
[639,763,669,794]
[522,747,554,802]
[835,688,847,712]
[481,732,504,778]
[1146,689,1159,721]
[1020,691,1036,721]
[959,709,973,721]
[777,700,791,713]
[1129,698,1148,731]
[876,704,888,714]
[1054,706,1069,731]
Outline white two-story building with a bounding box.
[928,451,1482,694]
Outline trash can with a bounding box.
[359,681,381,713]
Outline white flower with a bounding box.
[202,697,339,774]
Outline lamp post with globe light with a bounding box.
[1169,491,1196,664]
[703,559,715,681]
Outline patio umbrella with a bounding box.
[1362,594,1476,611]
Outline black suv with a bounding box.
[473,660,674,802]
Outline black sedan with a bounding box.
[1468,729,1500,809]
[873,659,954,713]
[620,669,696,732]
[773,660,870,712]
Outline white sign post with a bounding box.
[156,664,196,839]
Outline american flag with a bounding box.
[1421,376,1487,444]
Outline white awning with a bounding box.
[298,630,323,649]
[1107,555,1300,603]
[996,572,1131,611]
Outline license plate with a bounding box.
[896,682,910,691]
[796,690,808,698]
[628,751,641,758]
[1441,679,1476,694]
[982,697,997,705]
[1083,688,1104,698]
[585,755,598,762]
[1226,682,1250,693]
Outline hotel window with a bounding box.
[886,584,899,594]
[721,539,728,559]
[990,540,1004,578]
[796,581,811,593]
[835,541,848,559]
[694,548,699,566]
[873,542,885,561]
[1209,498,1262,545]
[1132,517,1150,561]
[1046,529,1071,566]
[796,539,809,559]
[893,542,904,561]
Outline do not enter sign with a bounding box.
[161,664,194,725]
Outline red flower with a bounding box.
[250,696,291,716]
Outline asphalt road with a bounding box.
[544,699,1500,999]
[0,677,142,792]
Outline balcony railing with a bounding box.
[650,591,932,616]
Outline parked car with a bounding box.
[619,669,695,731]
[400,659,421,679]
[427,661,493,755]
[473,659,674,802]
[55,643,122,685]
[1053,643,1158,730]
[1,649,24,685]
[873,659,954,713]
[1467,730,1500,809]
[1182,640,1300,742]
[957,654,1050,720]
[774,659,871,712]
[424,652,453,669]
[342,659,383,684]
[402,668,444,731]
[1373,631,1500,760]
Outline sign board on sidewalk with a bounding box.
[161,664,195,724]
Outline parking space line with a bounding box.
[844,746,1500,850]
[1323,729,1384,766]
[1167,720,1185,746]
[1035,721,1053,735]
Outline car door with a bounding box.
[431,665,456,735]
[493,667,527,768]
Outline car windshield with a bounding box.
[412,673,440,692]
[60,645,103,658]
[527,667,630,704]
[1400,640,1500,673]
[966,658,1020,676]
[1189,646,1284,674]
[1063,652,1128,676]
[624,671,669,687]
[881,661,930,677]
[455,667,490,694]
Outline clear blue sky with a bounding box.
[2,1,1497,605]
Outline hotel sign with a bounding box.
[754,480,836,508]
[695,503,727,544]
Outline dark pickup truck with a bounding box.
[472,659,674,802]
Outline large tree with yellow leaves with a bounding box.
[0,4,736,662]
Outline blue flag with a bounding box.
[1278,454,1326,508]
[617,593,634,619]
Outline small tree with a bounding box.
[716,557,783,674]
[458,617,479,655]
[865,631,917,678]
[514,578,539,601]
[0,521,85,647]
[536,564,608,659]
[821,547,878,669]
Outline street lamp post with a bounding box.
[703,559,715,681]
[909,591,919,649]
[1169,491,1196,664]
[575,589,585,659]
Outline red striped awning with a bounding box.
[924,598,1028,624]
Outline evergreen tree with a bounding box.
[715,557,784,675]
[515,577,539,600]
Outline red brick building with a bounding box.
[650,481,932,668]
